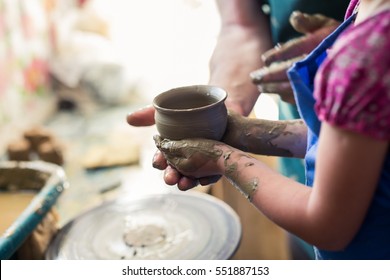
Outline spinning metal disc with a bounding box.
[46,192,241,260]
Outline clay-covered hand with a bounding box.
[250,11,341,104]
[153,135,225,190]
[151,111,244,190]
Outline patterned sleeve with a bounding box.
[314,12,390,141]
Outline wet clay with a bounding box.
[155,136,222,173]
[223,151,259,201]
[0,193,35,235]
[155,136,259,201]
[0,167,50,191]
[123,223,167,248]
[223,114,305,157]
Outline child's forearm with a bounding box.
[223,117,308,158]
[216,145,312,242]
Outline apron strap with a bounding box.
[287,14,356,136]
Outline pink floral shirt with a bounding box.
[314,9,390,141]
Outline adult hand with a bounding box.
[250,11,341,104]
[209,0,273,116]
[126,105,155,127]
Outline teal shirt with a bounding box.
[266,0,349,44]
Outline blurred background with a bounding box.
[1,0,284,260]
[0,0,224,151]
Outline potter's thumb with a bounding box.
[289,11,333,34]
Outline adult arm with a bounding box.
[209,0,273,115]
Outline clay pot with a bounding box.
[153,85,228,140]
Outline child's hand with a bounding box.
[151,112,245,190]
[153,135,225,190]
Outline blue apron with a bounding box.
[288,14,390,259]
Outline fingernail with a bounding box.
[152,161,160,169]
[152,151,159,165]
[152,161,162,169]
[291,10,302,17]
[261,53,276,66]
[250,68,266,82]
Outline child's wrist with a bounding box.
[217,146,259,201]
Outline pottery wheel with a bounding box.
[46,192,241,260]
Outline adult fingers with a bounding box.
[251,55,305,84]
[290,11,339,34]
[257,82,294,95]
[261,12,340,66]
[279,93,296,105]
[257,82,296,105]
[126,105,156,127]
[262,36,312,66]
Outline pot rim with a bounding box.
[153,85,227,113]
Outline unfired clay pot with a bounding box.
[153,85,228,140]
